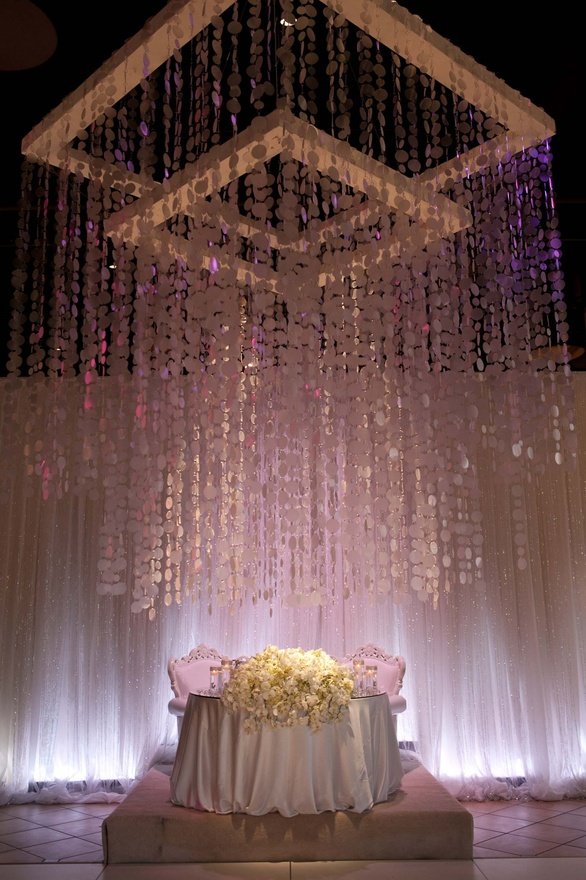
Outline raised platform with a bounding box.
[102,763,473,863]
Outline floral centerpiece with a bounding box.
[220,645,354,732]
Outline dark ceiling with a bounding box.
[1,1,584,367]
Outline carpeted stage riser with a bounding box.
[102,766,473,863]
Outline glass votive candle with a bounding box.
[209,665,221,692]
[352,658,364,694]
[221,658,232,685]
[365,664,377,693]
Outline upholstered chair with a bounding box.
[167,644,225,736]
[343,644,407,729]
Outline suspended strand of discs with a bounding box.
[5,0,574,616]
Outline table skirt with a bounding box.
[170,692,403,816]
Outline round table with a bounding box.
[170,691,403,816]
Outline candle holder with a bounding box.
[365,664,377,694]
[352,658,365,695]
[209,664,221,693]
[221,658,232,688]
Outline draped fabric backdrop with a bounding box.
[1,0,585,804]
[1,374,585,802]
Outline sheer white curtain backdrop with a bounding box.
[0,374,585,802]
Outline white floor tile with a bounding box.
[101,863,290,879]
[69,806,120,819]
[541,815,586,832]
[472,847,515,859]
[474,829,502,844]
[0,853,43,865]
[59,848,105,863]
[25,837,101,860]
[2,808,86,825]
[0,860,584,880]
[81,832,105,845]
[0,821,42,836]
[0,865,104,879]
[472,857,586,880]
[0,828,70,849]
[472,816,530,833]
[489,805,558,822]
[291,860,485,880]
[49,817,103,835]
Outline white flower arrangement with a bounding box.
[220,645,354,732]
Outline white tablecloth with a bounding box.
[170,692,403,816]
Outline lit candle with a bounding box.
[209,665,220,692]
[352,658,364,694]
[221,658,232,686]
[365,664,377,693]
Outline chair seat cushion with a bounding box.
[168,696,187,717]
[388,694,407,715]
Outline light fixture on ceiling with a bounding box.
[0,0,57,71]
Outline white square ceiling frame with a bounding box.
[21,0,555,288]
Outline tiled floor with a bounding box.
[0,797,585,879]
